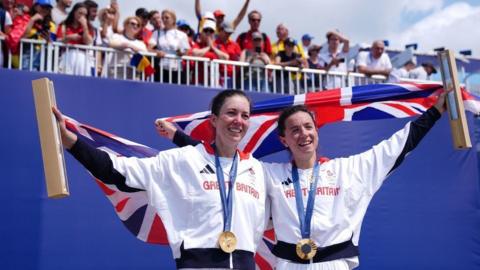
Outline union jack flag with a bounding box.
[164,82,480,158]
[65,82,480,269]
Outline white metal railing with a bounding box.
[1,38,391,94]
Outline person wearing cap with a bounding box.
[301,34,314,52]
[147,9,190,84]
[271,23,306,61]
[305,44,323,90]
[176,19,195,47]
[274,37,307,93]
[195,0,250,33]
[239,31,271,92]
[191,19,228,85]
[21,0,56,71]
[236,10,272,55]
[318,29,350,88]
[214,21,241,87]
[356,40,392,77]
[51,0,71,26]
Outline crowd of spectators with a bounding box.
[0,0,438,90]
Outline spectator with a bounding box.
[195,10,215,37]
[214,21,241,87]
[97,6,116,45]
[409,62,437,81]
[135,7,152,46]
[274,37,306,93]
[51,0,72,26]
[356,40,392,77]
[148,9,190,84]
[176,19,195,47]
[389,59,416,82]
[305,44,323,90]
[319,29,350,88]
[239,31,270,92]
[21,0,56,71]
[306,45,322,69]
[106,16,147,79]
[4,3,30,68]
[149,10,162,32]
[191,19,226,85]
[301,33,314,52]
[195,0,250,32]
[0,0,13,67]
[56,2,94,76]
[271,23,306,60]
[236,10,272,55]
[83,0,100,45]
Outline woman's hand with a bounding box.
[434,90,449,114]
[52,107,78,149]
[155,119,177,140]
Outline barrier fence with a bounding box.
[1,37,403,95]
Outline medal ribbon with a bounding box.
[214,147,238,232]
[292,162,320,239]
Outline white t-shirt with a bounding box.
[5,11,12,26]
[51,7,68,26]
[107,33,147,65]
[409,66,429,81]
[389,67,410,82]
[148,28,190,70]
[356,51,392,70]
[318,51,348,89]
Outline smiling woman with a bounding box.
[163,93,448,270]
[52,89,267,270]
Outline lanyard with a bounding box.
[292,162,320,239]
[214,148,238,232]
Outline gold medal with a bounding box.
[296,238,317,260]
[218,231,237,253]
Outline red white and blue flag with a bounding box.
[65,82,480,269]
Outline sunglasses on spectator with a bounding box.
[129,21,140,28]
[203,28,215,34]
[249,18,261,22]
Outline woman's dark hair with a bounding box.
[210,89,252,116]
[63,2,91,29]
[277,105,315,136]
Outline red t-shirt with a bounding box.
[56,24,94,45]
[214,38,241,76]
[236,30,272,55]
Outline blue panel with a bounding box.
[0,69,479,270]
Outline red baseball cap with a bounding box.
[214,9,225,17]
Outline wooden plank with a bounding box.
[32,78,70,198]
[438,49,472,149]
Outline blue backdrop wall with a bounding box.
[0,69,479,270]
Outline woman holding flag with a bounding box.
[52,89,268,270]
[157,90,447,269]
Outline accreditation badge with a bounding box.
[218,231,237,253]
[296,238,317,260]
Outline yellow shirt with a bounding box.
[271,40,306,59]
